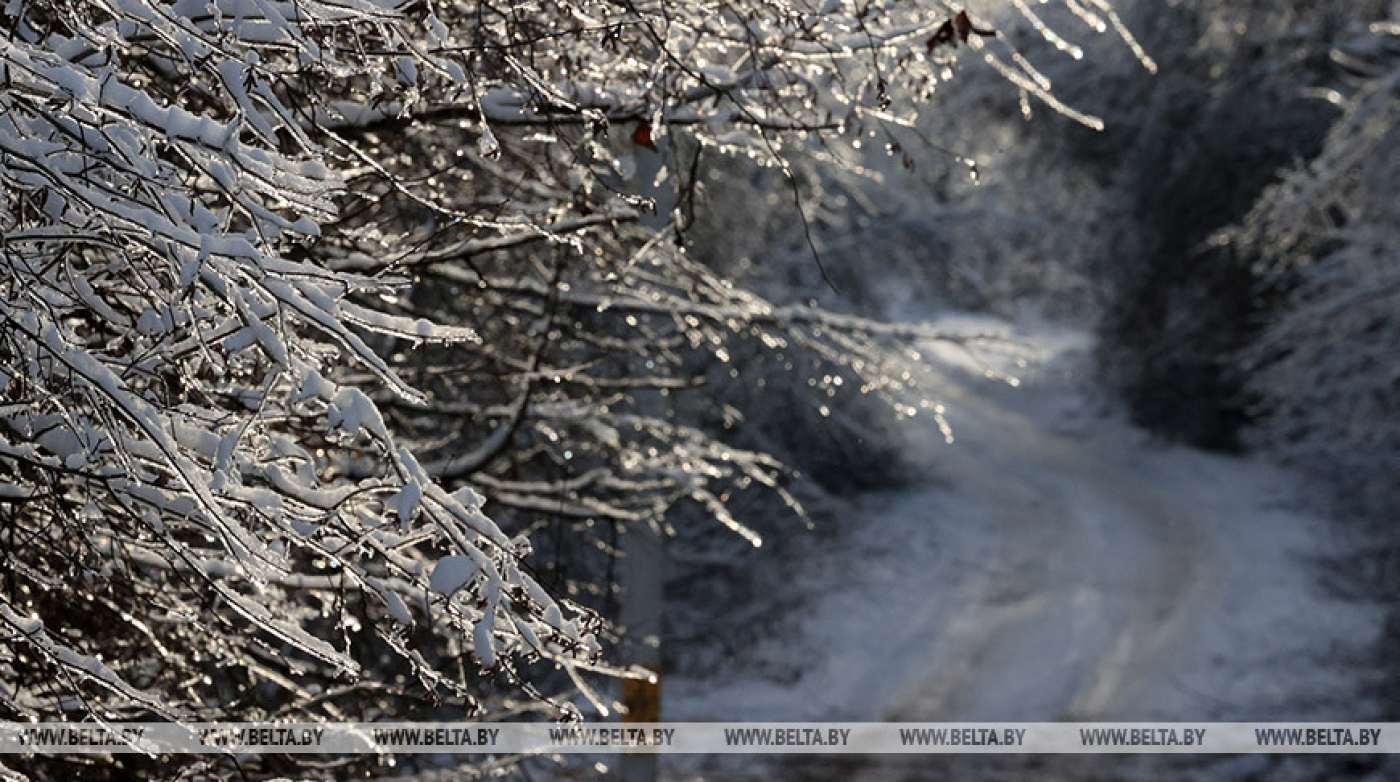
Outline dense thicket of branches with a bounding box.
[1074,1,1394,450]
[0,0,1151,777]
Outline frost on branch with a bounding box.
[0,0,1144,775]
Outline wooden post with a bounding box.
[618,520,664,782]
[618,122,672,782]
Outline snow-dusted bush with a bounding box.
[0,0,1147,776]
[1019,0,1393,449]
[1237,20,1400,522]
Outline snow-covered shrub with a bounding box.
[1037,0,1392,449]
[0,0,1149,777]
[1236,20,1400,523]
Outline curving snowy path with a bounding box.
[664,320,1381,779]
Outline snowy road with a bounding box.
[875,356,1226,723]
[665,321,1380,780]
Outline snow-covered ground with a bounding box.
[661,316,1386,780]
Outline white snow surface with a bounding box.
[664,315,1382,754]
